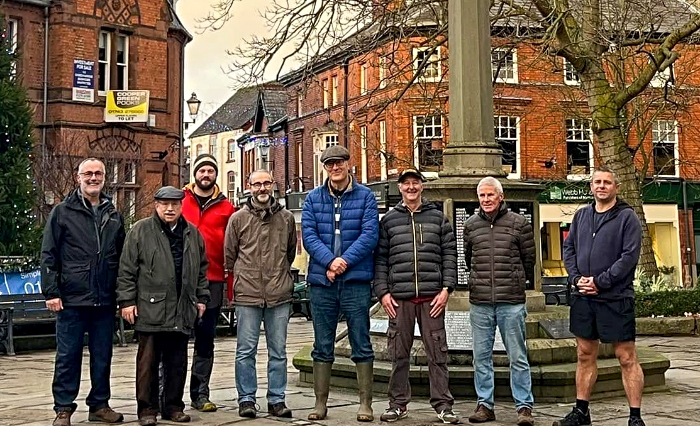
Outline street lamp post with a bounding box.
[182,92,202,185]
[186,92,202,122]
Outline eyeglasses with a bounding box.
[79,171,105,178]
[250,181,274,190]
[323,160,346,170]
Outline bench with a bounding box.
[541,276,571,306]
[290,281,312,320]
[220,305,237,336]
[0,294,56,355]
[0,294,128,356]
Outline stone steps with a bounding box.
[293,345,670,402]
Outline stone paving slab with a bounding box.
[1,322,700,425]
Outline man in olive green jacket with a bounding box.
[117,186,210,426]
[225,170,297,419]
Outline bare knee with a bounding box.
[614,342,638,369]
[576,338,599,364]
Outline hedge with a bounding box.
[635,288,700,317]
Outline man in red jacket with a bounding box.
[182,153,236,412]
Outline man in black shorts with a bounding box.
[556,165,645,426]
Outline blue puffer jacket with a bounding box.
[302,178,379,286]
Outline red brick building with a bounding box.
[268,3,700,285]
[4,0,189,222]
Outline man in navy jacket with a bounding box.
[302,145,379,422]
[557,166,645,426]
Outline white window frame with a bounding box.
[7,19,18,54]
[322,78,330,109]
[650,65,672,89]
[297,93,303,117]
[494,116,520,179]
[313,133,340,187]
[195,144,203,157]
[491,48,518,84]
[360,63,369,95]
[209,135,217,156]
[413,47,441,82]
[98,31,111,95]
[378,55,388,89]
[412,115,443,177]
[124,161,136,184]
[360,125,368,183]
[565,118,594,180]
[563,58,580,86]
[7,18,18,77]
[111,162,119,184]
[124,189,136,218]
[115,34,128,90]
[228,139,236,161]
[331,75,339,106]
[228,172,236,185]
[379,120,387,180]
[652,120,679,177]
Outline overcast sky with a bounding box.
[177,0,274,121]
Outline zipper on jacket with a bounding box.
[410,211,419,298]
[490,220,496,302]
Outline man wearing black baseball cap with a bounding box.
[117,186,210,425]
[374,168,459,424]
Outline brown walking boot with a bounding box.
[88,407,124,423]
[517,407,534,426]
[53,410,72,426]
[468,404,496,423]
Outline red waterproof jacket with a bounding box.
[182,184,236,300]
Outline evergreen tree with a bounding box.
[0,16,40,265]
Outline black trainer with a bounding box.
[552,407,591,426]
[238,401,257,418]
[629,417,646,426]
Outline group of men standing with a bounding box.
[41,147,647,426]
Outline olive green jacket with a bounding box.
[116,215,210,334]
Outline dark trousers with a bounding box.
[136,332,189,417]
[52,306,114,413]
[387,300,453,412]
[189,302,222,400]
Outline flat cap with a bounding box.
[320,145,350,164]
[154,186,185,201]
[398,168,426,183]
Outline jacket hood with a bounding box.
[245,196,283,219]
[66,188,113,211]
[183,183,226,202]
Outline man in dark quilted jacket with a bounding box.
[374,168,459,424]
[463,176,535,426]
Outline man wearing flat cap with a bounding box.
[117,186,210,425]
[302,145,379,422]
[374,169,459,424]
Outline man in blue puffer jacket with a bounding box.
[302,145,379,423]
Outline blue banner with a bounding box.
[0,269,41,296]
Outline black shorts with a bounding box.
[569,297,636,343]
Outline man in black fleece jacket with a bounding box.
[556,166,645,426]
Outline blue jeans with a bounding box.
[52,306,115,413]
[310,280,374,363]
[470,303,534,411]
[235,303,290,405]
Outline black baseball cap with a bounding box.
[398,168,426,183]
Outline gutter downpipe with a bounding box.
[179,40,185,186]
[343,59,349,148]
[682,180,697,286]
[41,4,49,219]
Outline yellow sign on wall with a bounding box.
[104,90,150,123]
